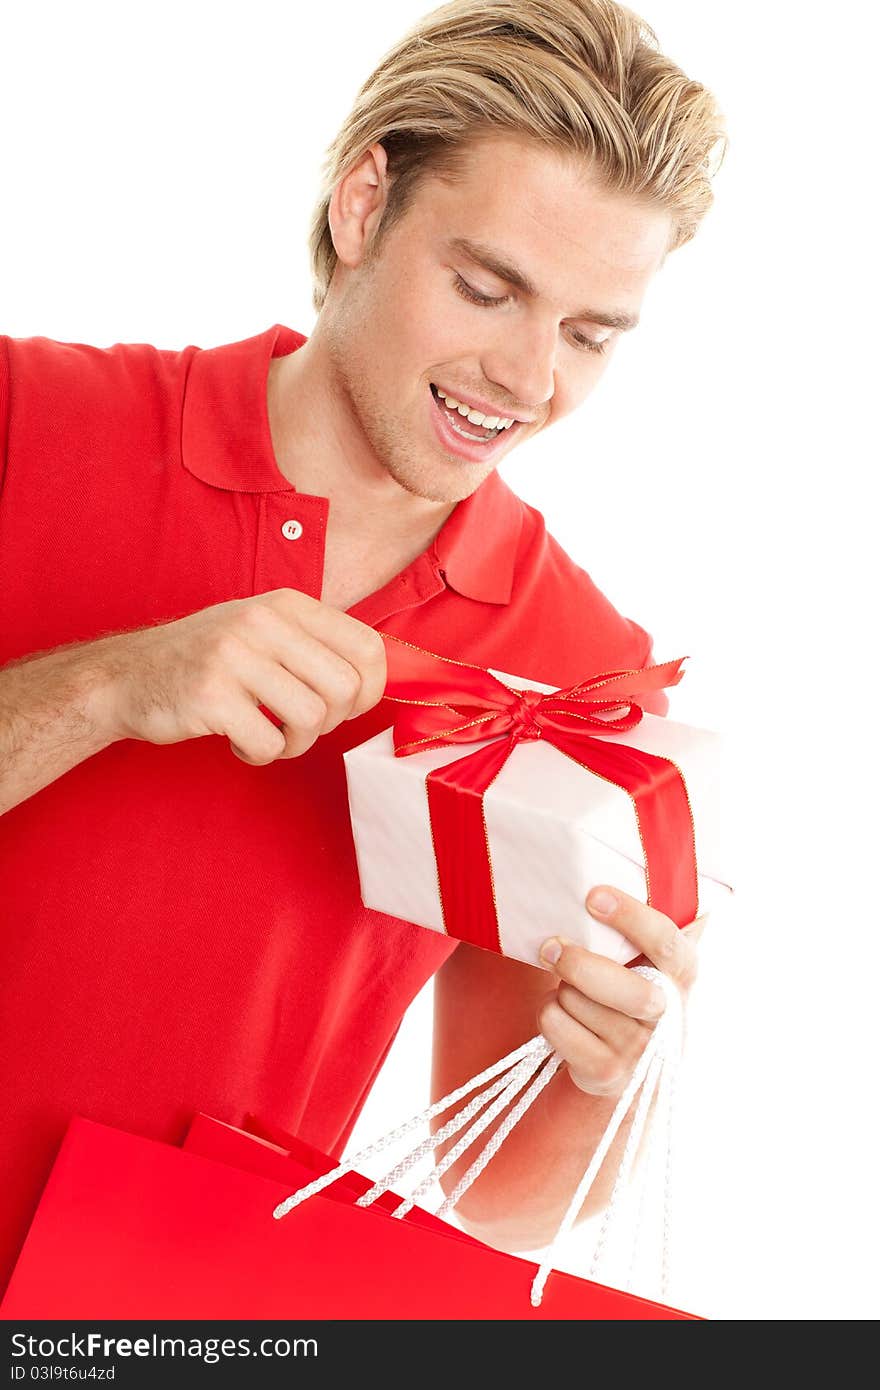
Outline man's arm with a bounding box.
[0,589,389,818]
[0,641,120,816]
[428,640,681,1248]
[431,890,703,1252]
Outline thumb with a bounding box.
[681,913,710,944]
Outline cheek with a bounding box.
[390,258,487,361]
[355,290,429,389]
[545,378,579,426]
[382,283,455,365]
[552,357,609,422]
[399,310,485,391]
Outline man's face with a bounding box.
[325,131,673,505]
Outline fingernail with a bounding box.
[683,913,709,937]
[540,938,562,965]
[589,889,618,917]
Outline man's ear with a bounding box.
[328,141,390,271]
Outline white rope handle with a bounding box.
[588,966,678,1283]
[589,1048,664,1281]
[655,998,682,1300]
[411,1050,561,1217]
[272,966,684,1313]
[273,1034,550,1219]
[528,1010,664,1305]
[358,1046,549,1211]
[530,966,683,1307]
[625,1046,664,1291]
[390,1050,554,1218]
[619,970,684,1297]
[436,1051,565,1218]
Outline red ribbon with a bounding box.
[377,632,699,955]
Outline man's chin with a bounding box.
[383,456,494,506]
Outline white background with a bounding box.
[3,1,877,1319]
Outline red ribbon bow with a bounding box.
[377,632,699,957]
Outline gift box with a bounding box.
[0,1115,698,1319]
[344,637,733,967]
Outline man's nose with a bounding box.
[480,320,557,418]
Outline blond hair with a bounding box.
[308,0,727,312]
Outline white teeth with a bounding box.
[447,416,495,442]
[436,387,513,430]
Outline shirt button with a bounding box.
[281,519,303,541]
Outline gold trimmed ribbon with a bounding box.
[377,632,699,955]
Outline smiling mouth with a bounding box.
[429,383,516,443]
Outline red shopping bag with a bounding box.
[0,1115,698,1319]
[182,1112,488,1247]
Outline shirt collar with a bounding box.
[181,323,522,606]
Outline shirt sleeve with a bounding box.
[626,615,670,717]
[518,514,671,718]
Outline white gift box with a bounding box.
[343,668,733,968]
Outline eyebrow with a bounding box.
[446,235,640,332]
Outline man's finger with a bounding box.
[584,885,699,987]
[555,983,657,1051]
[681,913,710,944]
[539,937,666,1022]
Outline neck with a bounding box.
[267,323,456,551]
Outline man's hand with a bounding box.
[88,588,387,766]
[538,887,707,1097]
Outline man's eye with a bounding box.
[568,329,609,355]
[453,273,508,307]
[454,272,610,356]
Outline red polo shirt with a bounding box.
[0,323,666,1293]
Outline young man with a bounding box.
[0,0,725,1288]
